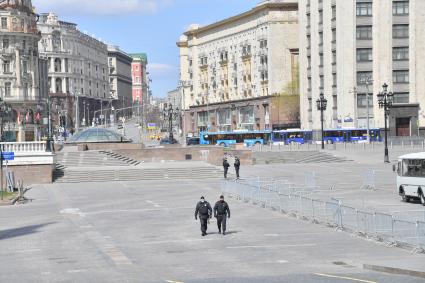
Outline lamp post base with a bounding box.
[384,148,390,163]
[46,138,54,152]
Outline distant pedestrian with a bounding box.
[234,156,240,179]
[223,158,230,179]
[195,196,212,236]
[214,195,231,235]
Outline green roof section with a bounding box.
[130,53,148,63]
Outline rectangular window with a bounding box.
[2,39,9,49]
[3,60,10,73]
[393,47,409,60]
[393,70,409,83]
[332,29,336,42]
[357,71,373,85]
[393,92,409,103]
[4,82,11,97]
[320,75,324,89]
[319,11,323,24]
[393,1,409,15]
[356,2,372,16]
[332,73,337,87]
[356,48,373,62]
[1,17,7,29]
[332,5,336,20]
[22,61,27,74]
[356,26,372,40]
[393,25,409,38]
[319,54,324,66]
[357,94,374,107]
[319,32,323,45]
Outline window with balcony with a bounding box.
[393,70,409,83]
[393,47,409,60]
[4,82,11,97]
[356,48,372,62]
[393,1,409,15]
[357,71,373,84]
[1,17,7,29]
[393,24,409,38]
[356,2,372,16]
[356,26,372,40]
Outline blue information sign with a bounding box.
[1,152,15,161]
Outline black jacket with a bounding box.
[214,200,231,218]
[195,201,212,219]
[223,160,230,168]
[234,158,240,168]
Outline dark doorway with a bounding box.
[396,117,410,136]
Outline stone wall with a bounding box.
[2,164,53,186]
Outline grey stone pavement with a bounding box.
[1,177,425,282]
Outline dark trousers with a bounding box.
[217,215,227,233]
[224,167,229,178]
[200,216,208,234]
[235,166,240,178]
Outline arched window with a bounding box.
[54,58,61,72]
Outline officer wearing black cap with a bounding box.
[195,196,212,236]
[214,195,231,235]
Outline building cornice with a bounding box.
[183,2,297,37]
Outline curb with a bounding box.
[363,264,425,279]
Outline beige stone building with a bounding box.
[299,0,425,136]
[37,13,109,130]
[177,0,299,136]
[0,0,48,141]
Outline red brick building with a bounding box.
[130,53,148,104]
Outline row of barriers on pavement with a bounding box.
[221,177,425,253]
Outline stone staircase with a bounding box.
[53,165,225,183]
[53,150,224,183]
[253,151,352,164]
[55,151,141,168]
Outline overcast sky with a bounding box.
[32,0,260,97]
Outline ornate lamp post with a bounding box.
[163,104,180,142]
[316,92,328,150]
[377,83,394,163]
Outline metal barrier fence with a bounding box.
[221,178,425,252]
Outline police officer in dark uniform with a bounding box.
[234,156,240,180]
[195,196,212,236]
[223,158,230,179]
[214,195,231,235]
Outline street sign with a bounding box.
[1,152,14,161]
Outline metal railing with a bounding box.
[221,178,425,252]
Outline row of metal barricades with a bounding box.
[221,177,425,252]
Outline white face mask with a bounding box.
[201,199,205,203]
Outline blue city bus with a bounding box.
[322,128,382,143]
[200,130,272,147]
[272,129,313,145]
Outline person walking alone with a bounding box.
[223,157,230,179]
[214,195,231,235]
[195,196,212,236]
[234,156,240,180]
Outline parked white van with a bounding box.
[394,152,425,205]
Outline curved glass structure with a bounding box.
[66,128,132,144]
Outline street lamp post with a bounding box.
[164,104,180,142]
[377,83,394,163]
[316,92,328,150]
[0,97,11,201]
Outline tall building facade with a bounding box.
[37,13,109,130]
[0,0,47,141]
[177,0,300,136]
[130,53,148,104]
[108,45,132,118]
[299,0,425,136]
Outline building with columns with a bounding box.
[177,0,300,137]
[0,0,47,141]
[299,0,425,136]
[107,45,132,119]
[37,13,109,131]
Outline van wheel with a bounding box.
[220,142,226,147]
[400,188,409,202]
[255,141,261,146]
